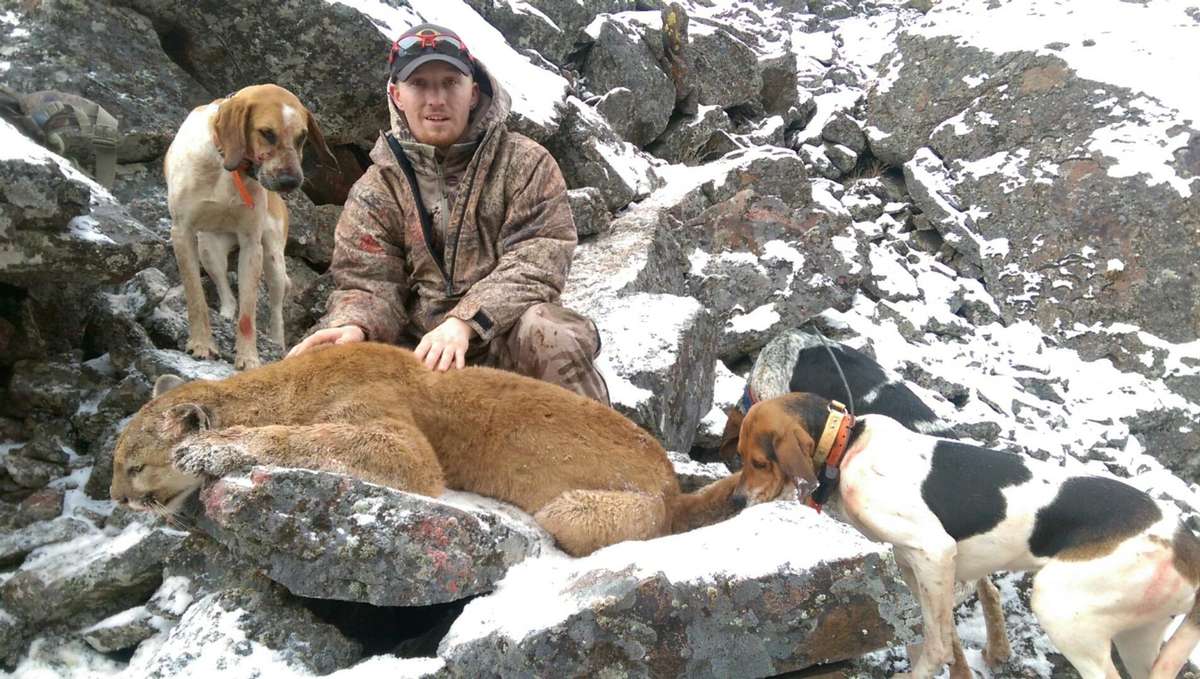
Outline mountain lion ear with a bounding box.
[160,403,215,440]
[153,374,187,398]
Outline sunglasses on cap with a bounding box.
[388,29,473,66]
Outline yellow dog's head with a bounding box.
[211,83,337,193]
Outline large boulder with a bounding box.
[689,21,763,111]
[577,15,676,147]
[196,468,549,606]
[1,522,182,626]
[0,121,165,287]
[464,0,636,66]
[113,0,388,145]
[546,97,662,212]
[870,33,1200,342]
[563,207,718,452]
[438,503,913,678]
[0,0,210,162]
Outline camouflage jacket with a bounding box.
[320,60,577,346]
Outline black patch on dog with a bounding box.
[1028,476,1162,559]
[790,345,941,432]
[758,432,777,462]
[781,395,834,442]
[922,441,1033,541]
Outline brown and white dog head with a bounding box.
[211,83,337,193]
[731,393,833,507]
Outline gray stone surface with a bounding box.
[567,187,611,239]
[0,135,165,288]
[1,523,183,626]
[0,0,210,162]
[546,97,662,211]
[578,17,675,147]
[871,34,1200,342]
[647,105,733,165]
[197,468,546,606]
[113,0,388,146]
[80,605,163,653]
[0,516,94,568]
[438,503,913,678]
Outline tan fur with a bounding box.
[111,343,741,556]
[166,83,335,370]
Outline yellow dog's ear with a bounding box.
[305,109,339,171]
[774,425,818,487]
[719,408,744,469]
[212,97,251,172]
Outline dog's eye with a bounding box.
[128,464,145,477]
[751,458,768,470]
[259,129,277,145]
[296,132,307,147]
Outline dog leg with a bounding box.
[895,541,959,679]
[172,223,219,360]
[171,420,445,495]
[198,232,238,320]
[1030,568,1120,679]
[976,577,1011,667]
[1113,619,1171,679]
[233,230,264,370]
[261,224,290,350]
[897,561,972,679]
[534,490,668,556]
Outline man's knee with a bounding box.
[512,303,600,357]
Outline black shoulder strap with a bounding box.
[384,132,443,265]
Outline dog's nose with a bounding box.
[730,492,747,510]
[275,174,301,192]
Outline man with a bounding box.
[289,23,610,405]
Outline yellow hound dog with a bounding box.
[165,84,335,370]
[733,392,1200,679]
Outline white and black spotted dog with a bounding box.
[733,391,1200,679]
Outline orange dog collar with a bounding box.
[805,400,855,512]
[230,167,255,209]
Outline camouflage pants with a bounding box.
[479,303,610,406]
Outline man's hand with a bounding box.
[414,317,474,371]
[286,325,366,359]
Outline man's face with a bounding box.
[389,61,479,149]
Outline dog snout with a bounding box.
[270,173,302,192]
[729,490,748,510]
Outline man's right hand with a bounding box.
[286,325,365,359]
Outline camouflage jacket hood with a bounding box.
[320,58,577,345]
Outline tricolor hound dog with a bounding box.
[733,392,1200,679]
[165,83,335,370]
[718,331,1008,677]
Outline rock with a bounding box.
[567,187,611,239]
[759,51,800,116]
[115,0,388,146]
[821,113,868,155]
[647,106,734,165]
[0,0,210,162]
[283,265,333,345]
[197,468,547,606]
[0,609,24,666]
[666,451,730,493]
[6,354,86,417]
[684,190,864,358]
[0,516,94,568]
[701,148,811,208]
[283,191,342,270]
[2,522,183,626]
[16,486,65,525]
[690,23,763,111]
[3,453,66,489]
[145,575,196,621]
[545,98,662,212]
[871,34,1200,342]
[824,142,859,175]
[439,503,912,677]
[132,348,235,384]
[0,123,165,287]
[1125,407,1200,485]
[132,588,361,677]
[578,16,675,147]
[80,605,164,653]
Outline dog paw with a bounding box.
[982,640,1012,667]
[234,354,261,371]
[186,336,219,360]
[171,433,254,477]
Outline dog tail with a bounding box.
[1150,592,1200,678]
[667,472,742,533]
